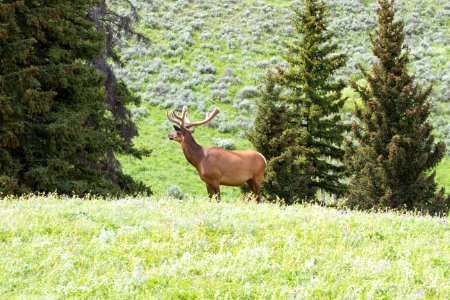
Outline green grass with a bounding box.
[436,156,450,191]
[0,195,448,298]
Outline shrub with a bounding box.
[233,98,256,114]
[234,116,253,131]
[220,68,241,84]
[195,56,217,74]
[213,138,236,150]
[211,89,231,103]
[131,107,148,119]
[165,185,185,200]
[217,122,236,133]
[236,86,259,100]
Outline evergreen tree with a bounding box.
[87,0,152,185]
[345,0,449,214]
[249,0,348,204]
[88,0,149,153]
[0,0,150,196]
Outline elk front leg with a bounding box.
[206,184,214,199]
[206,183,220,202]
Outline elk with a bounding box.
[166,106,266,202]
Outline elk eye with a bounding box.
[173,125,181,131]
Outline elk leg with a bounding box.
[255,175,263,203]
[247,178,262,203]
[254,186,262,203]
[206,184,215,199]
[206,183,221,202]
[212,184,221,202]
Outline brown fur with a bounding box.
[168,126,266,202]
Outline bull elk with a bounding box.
[166,106,266,202]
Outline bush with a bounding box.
[131,107,148,119]
[221,68,241,84]
[165,185,185,200]
[211,89,231,103]
[217,122,236,133]
[236,86,259,99]
[213,138,236,150]
[234,116,253,131]
[195,56,217,74]
[233,98,256,114]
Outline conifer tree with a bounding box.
[87,0,151,185]
[249,0,348,204]
[0,0,150,195]
[88,0,149,153]
[345,0,449,214]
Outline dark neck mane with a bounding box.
[181,133,204,167]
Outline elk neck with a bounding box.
[181,132,204,167]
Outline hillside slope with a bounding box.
[114,0,449,198]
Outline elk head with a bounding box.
[166,106,220,143]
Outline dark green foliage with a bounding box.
[0,1,151,196]
[249,0,348,204]
[345,0,449,214]
[88,0,149,153]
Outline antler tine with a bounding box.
[181,106,188,124]
[171,110,182,121]
[171,111,181,122]
[171,106,189,126]
[185,108,220,128]
[166,110,182,126]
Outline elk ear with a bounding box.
[190,127,195,134]
[173,125,181,131]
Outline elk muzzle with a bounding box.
[168,130,183,143]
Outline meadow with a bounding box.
[1,1,449,298]
[0,195,449,298]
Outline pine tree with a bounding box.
[0,0,150,196]
[345,0,449,214]
[88,0,149,153]
[249,0,348,204]
[87,0,152,185]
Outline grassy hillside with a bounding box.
[114,0,449,198]
[1,196,448,298]
[120,104,450,200]
[118,105,252,199]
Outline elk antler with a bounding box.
[166,106,187,126]
[166,106,220,128]
[166,110,182,126]
[173,106,188,124]
[185,108,220,128]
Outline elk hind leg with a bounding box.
[247,178,262,203]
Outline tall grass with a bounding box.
[1,195,448,299]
